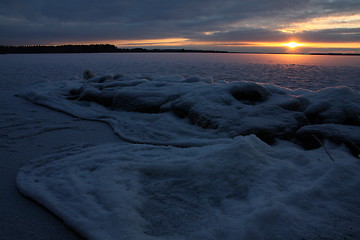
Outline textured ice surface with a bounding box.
[7,53,359,240]
[18,74,360,154]
[16,73,360,240]
[1,53,360,91]
[17,136,360,240]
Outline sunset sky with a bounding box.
[1,0,360,53]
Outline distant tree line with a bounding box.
[117,48,228,53]
[0,44,228,54]
[0,44,118,54]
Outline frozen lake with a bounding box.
[1,53,359,91]
[1,53,360,240]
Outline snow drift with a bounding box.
[18,74,360,155]
[17,74,360,240]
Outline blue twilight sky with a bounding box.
[1,0,360,52]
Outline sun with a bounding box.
[283,41,303,48]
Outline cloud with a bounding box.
[192,29,289,43]
[298,28,360,42]
[1,0,360,46]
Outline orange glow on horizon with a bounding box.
[56,38,360,53]
[283,42,304,48]
[113,38,359,50]
[115,38,190,47]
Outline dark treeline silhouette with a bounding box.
[117,48,228,53]
[0,44,118,54]
[0,44,228,54]
[309,52,360,56]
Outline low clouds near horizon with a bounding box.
[1,0,360,51]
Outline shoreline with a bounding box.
[1,45,359,55]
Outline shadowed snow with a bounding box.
[16,73,360,240]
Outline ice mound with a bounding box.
[16,74,360,239]
[296,124,360,156]
[17,135,360,240]
[302,87,360,125]
[18,74,360,155]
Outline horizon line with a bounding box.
[1,44,360,56]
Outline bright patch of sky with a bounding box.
[279,13,360,33]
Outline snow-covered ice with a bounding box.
[17,74,360,154]
[1,52,359,239]
[17,135,360,240]
[16,71,360,240]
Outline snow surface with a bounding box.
[17,136,360,240]
[16,72,360,240]
[17,74,360,154]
